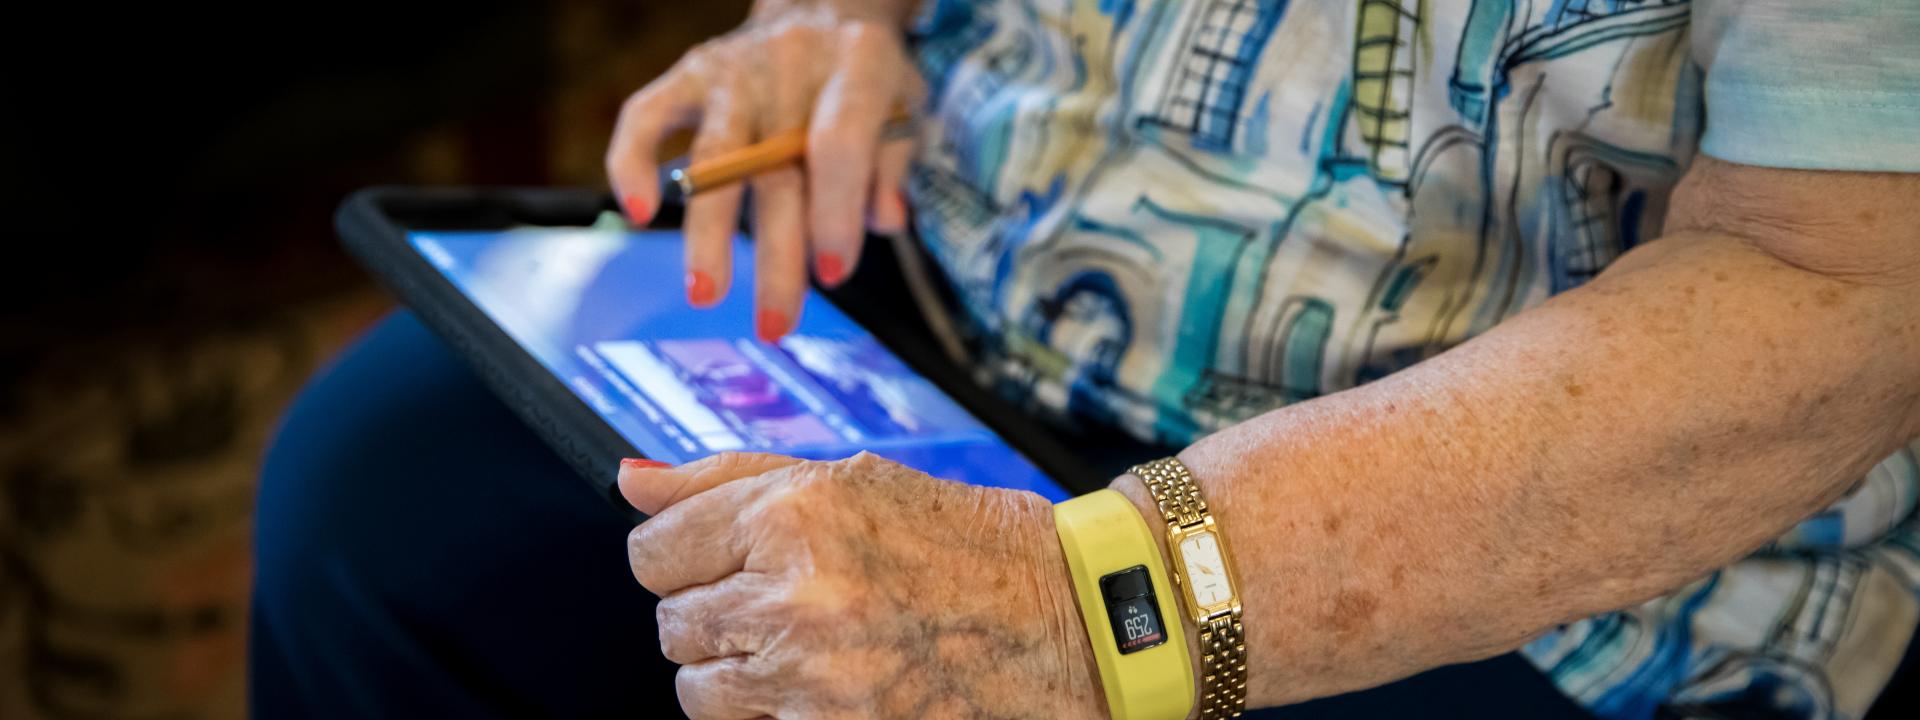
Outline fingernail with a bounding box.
[621,458,671,470]
[815,252,848,287]
[755,308,789,343]
[623,194,651,223]
[686,270,717,306]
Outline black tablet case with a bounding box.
[338,187,647,520]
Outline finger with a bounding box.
[606,68,700,225]
[805,33,900,287]
[619,452,805,515]
[683,91,753,307]
[750,166,808,342]
[625,455,807,595]
[742,31,816,338]
[656,573,772,664]
[866,136,913,236]
[676,656,776,720]
[629,485,753,596]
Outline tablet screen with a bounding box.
[409,228,1068,501]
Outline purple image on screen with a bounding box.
[653,338,841,448]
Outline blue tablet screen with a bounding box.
[409,228,1067,501]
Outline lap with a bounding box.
[250,311,675,718]
[250,310,1587,718]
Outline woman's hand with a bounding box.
[605,1,924,342]
[620,452,1105,719]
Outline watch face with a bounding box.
[1178,531,1234,608]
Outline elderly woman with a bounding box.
[253,1,1920,718]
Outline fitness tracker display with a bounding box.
[1101,566,1168,654]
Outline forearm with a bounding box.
[1117,213,1920,706]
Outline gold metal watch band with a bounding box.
[1133,456,1209,527]
[1197,616,1248,719]
[1129,458,1248,719]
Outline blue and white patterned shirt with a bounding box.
[906,1,1920,717]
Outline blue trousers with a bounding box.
[250,311,1598,718]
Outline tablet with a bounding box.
[337,188,1083,520]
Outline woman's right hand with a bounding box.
[605,1,925,342]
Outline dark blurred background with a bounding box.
[1,2,747,716]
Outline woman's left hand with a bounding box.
[619,452,1104,719]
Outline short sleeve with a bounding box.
[1691,0,1920,172]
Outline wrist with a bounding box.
[1108,472,1205,720]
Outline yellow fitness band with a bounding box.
[1054,489,1195,720]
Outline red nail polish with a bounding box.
[816,252,848,287]
[621,458,670,470]
[755,308,789,343]
[623,194,651,223]
[686,270,717,306]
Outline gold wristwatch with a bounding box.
[1128,457,1247,719]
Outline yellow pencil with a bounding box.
[669,112,913,197]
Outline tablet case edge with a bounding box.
[335,186,647,522]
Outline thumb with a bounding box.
[618,452,808,516]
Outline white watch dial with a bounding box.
[1178,531,1233,608]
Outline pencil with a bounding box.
[669,113,913,197]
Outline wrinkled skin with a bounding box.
[622,452,1106,719]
